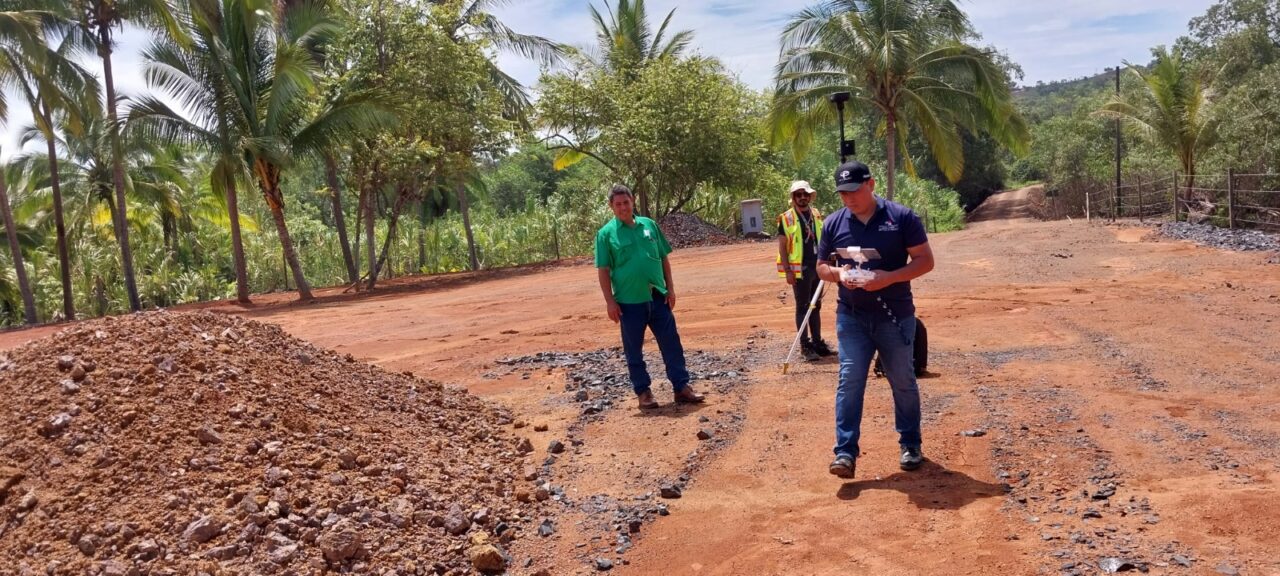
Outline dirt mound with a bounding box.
[0,311,553,575]
[658,212,737,249]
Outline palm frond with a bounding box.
[473,12,566,67]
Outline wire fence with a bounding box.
[1080,170,1280,231]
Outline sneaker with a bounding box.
[812,339,834,357]
[801,343,820,362]
[900,447,924,471]
[829,455,855,479]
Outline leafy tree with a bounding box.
[333,0,508,279]
[483,140,568,214]
[771,0,1029,200]
[1207,62,1280,172]
[539,55,766,217]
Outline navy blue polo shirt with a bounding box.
[816,197,928,318]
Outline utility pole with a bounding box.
[1114,65,1122,218]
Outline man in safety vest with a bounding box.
[777,180,832,361]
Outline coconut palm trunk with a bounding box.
[325,153,358,284]
[364,185,374,282]
[221,169,250,303]
[42,111,75,320]
[97,25,142,312]
[0,172,36,324]
[885,115,898,200]
[254,160,313,300]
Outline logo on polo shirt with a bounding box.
[878,220,899,232]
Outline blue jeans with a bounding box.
[618,290,690,395]
[834,308,922,459]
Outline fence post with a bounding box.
[1112,182,1118,221]
[550,215,561,260]
[1172,171,1180,222]
[1227,168,1235,229]
[1137,176,1144,223]
[1086,190,1091,223]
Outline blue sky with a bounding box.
[1,0,1214,159]
[487,0,1214,89]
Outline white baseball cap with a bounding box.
[789,180,816,195]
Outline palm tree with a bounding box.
[589,0,691,76]
[0,147,35,323]
[179,0,389,301]
[131,0,253,303]
[0,9,44,324]
[0,37,100,320]
[1098,47,1218,195]
[771,0,1029,200]
[67,0,188,313]
[547,0,692,183]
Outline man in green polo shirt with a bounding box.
[596,184,706,410]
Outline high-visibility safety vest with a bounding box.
[776,207,823,277]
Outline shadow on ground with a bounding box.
[836,460,1005,510]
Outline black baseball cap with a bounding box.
[835,161,872,192]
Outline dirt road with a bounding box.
[3,188,1278,575]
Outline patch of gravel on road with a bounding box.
[1155,221,1280,255]
[971,383,1196,576]
[973,347,1054,369]
[0,311,554,576]
[1074,329,1170,392]
[490,346,759,570]
[921,392,959,426]
[491,349,748,421]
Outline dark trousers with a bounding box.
[618,290,690,395]
[792,267,822,345]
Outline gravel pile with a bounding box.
[658,213,737,249]
[0,311,553,576]
[1156,221,1280,253]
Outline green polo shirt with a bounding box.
[594,215,672,304]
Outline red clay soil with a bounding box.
[0,311,554,575]
[2,186,1279,575]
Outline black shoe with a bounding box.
[829,455,855,479]
[900,447,924,471]
[812,339,833,357]
[802,344,820,362]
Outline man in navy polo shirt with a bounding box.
[816,161,935,479]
